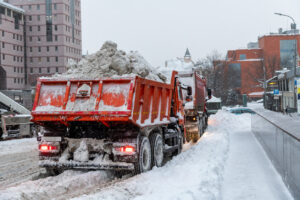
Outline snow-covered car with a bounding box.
[229,108,255,115]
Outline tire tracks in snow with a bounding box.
[0,151,42,190]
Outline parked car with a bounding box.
[229,107,255,115]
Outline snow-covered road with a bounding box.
[0,138,42,189]
[0,111,293,200]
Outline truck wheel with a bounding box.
[150,133,164,167]
[135,136,152,173]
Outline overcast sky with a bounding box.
[82,0,300,67]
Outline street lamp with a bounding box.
[274,12,299,112]
[274,12,297,75]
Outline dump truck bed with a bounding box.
[32,75,175,127]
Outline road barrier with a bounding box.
[252,113,300,199]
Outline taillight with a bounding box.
[120,146,135,153]
[39,144,57,152]
[114,145,135,154]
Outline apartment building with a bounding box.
[0,1,25,90]
[0,0,82,89]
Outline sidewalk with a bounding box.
[221,111,293,200]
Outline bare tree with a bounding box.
[245,54,280,89]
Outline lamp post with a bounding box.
[275,12,298,112]
[274,12,297,75]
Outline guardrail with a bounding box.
[252,113,300,199]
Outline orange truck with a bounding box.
[179,70,211,142]
[31,71,187,174]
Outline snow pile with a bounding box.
[207,95,221,103]
[73,140,89,162]
[0,138,37,156]
[157,57,195,79]
[54,41,167,82]
[0,170,113,200]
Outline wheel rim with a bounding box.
[154,135,163,167]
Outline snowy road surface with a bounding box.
[0,138,42,189]
[0,111,293,200]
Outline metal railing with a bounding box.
[252,113,300,199]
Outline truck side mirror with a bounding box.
[207,88,212,99]
[187,86,192,96]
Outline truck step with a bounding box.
[164,144,179,153]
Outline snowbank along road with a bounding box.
[0,111,293,200]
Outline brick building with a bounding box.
[219,29,300,99]
[0,0,82,89]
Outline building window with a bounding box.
[14,67,16,72]
[55,46,58,51]
[56,56,58,62]
[30,68,33,73]
[55,25,58,31]
[47,67,50,73]
[47,46,50,52]
[13,13,21,30]
[38,25,41,31]
[37,4,40,10]
[70,0,75,43]
[47,57,50,62]
[2,54,5,60]
[2,31,4,37]
[39,68,42,73]
[56,67,59,73]
[2,42,4,48]
[14,78,16,83]
[54,3,57,10]
[29,5,32,10]
[46,0,53,42]
[30,47,32,52]
[38,47,41,52]
[29,26,32,31]
[38,57,42,62]
[7,9,11,17]
[37,15,40,21]
[239,54,246,60]
[13,56,16,61]
[55,35,58,41]
[29,16,32,21]
[280,40,297,69]
[30,57,33,62]
[29,36,32,41]
[13,33,15,39]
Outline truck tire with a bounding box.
[150,133,164,167]
[135,136,152,173]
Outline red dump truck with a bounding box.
[179,70,211,142]
[31,71,186,174]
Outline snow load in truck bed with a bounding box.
[52,41,167,83]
